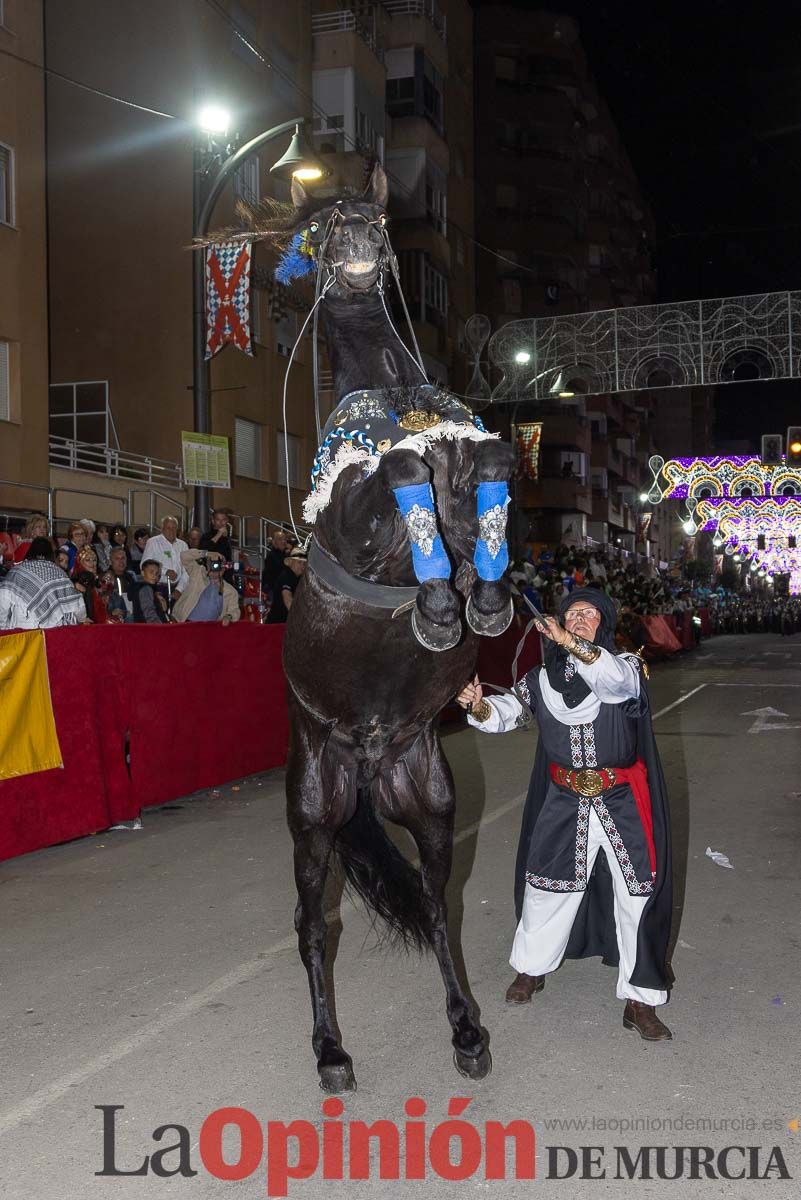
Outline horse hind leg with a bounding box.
[291,823,357,1093]
[467,439,515,637]
[386,756,492,1081]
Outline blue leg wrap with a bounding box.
[474,481,510,581]
[393,482,451,583]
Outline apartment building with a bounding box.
[0,0,49,514]
[474,6,693,563]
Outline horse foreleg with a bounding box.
[387,748,492,1080]
[467,439,515,637]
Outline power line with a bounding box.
[0,43,176,120]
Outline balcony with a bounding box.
[312,9,384,60]
[49,436,183,489]
[382,0,446,42]
[539,410,591,455]
[518,476,592,515]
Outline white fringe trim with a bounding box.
[392,420,498,455]
[302,443,379,523]
[302,420,498,522]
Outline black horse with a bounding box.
[280,165,515,1092]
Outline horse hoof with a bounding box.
[453,1046,492,1080]
[318,1061,358,1094]
[466,595,513,638]
[411,608,462,652]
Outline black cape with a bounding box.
[513,670,674,992]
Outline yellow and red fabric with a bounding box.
[0,630,63,780]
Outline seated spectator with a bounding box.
[93,523,113,572]
[266,546,306,623]
[101,546,136,621]
[173,550,240,625]
[0,537,86,628]
[141,517,189,596]
[13,514,52,562]
[187,525,203,549]
[72,546,109,623]
[261,527,290,598]
[129,560,170,624]
[55,546,70,572]
[129,527,150,569]
[201,508,236,583]
[62,522,88,571]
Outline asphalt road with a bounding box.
[1,633,800,1199]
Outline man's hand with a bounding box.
[535,614,570,646]
[166,569,178,582]
[157,594,168,612]
[221,614,233,626]
[456,674,483,709]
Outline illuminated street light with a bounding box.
[197,104,231,136]
[514,350,532,364]
[269,124,327,182]
[682,520,696,535]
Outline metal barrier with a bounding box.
[49,436,183,488]
[127,489,188,533]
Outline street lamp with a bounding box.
[192,114,326,530]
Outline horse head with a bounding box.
[289,164,390,297]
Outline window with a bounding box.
[275,312,296,358]
[495,55,517,81]
[455,231,465,267]
[0,143,13,226]
[422,57,444,133]
[386,48,444,134]
[425,161,447,235]
[356,109,381,157]
[0,340,9,422]
[235,417,263,479]
[423,259,447,321]
[48,382,110,445]
[234,156,259,207]
[495,183,518,211]
[312,112,346,154]
[276,431,304,489]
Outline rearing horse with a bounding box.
[281,165,515,1092]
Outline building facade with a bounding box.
[474,7,705,566]
[0,0,49,516]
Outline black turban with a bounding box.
[544,586,618,708]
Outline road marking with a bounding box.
[652,683,708,720]
[714,682,801,688]
[741,706,801,734]
[0,678,715,1137]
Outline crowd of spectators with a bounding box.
[0,511,306,631]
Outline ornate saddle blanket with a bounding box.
[303,383,495,523]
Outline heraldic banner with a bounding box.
[205,241,254,359]
[0,630,63,780]
[516,421,543,480]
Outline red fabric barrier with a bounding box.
[699,607,712,637]
[641,615,683,657]
[0,623,289,863]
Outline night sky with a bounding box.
[477,0,801,445]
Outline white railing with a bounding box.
[49,436,183,489]
[382,0,446,40]
[312,9,382,56]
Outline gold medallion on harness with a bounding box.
[398,410,442,433]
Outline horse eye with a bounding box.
[309,222,319,234]
[379,214,387,226]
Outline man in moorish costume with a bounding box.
[457,587,674,1041]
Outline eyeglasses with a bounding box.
[564,608,599,621]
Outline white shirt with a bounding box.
[140,534,189,592]
[467,647,641,733]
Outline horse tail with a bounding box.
[334,787,429,952]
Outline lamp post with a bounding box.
[191,114,325,531]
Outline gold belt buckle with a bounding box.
[573,768,605,797]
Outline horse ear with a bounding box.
[363,163,388,208]
[291,176,310,211]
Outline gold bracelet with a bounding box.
[565,633,601,664]
[471,698,493,723]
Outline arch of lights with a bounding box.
[486,289,801,403]
[646,456,801,595]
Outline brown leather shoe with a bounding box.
[623,1000,673,1041]
[505,973,545,1004]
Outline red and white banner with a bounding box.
[205,241,253,359]
[516,421,542,480]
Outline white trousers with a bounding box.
[510,806,667,1005]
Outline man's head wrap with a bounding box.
[544,586,618,708]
